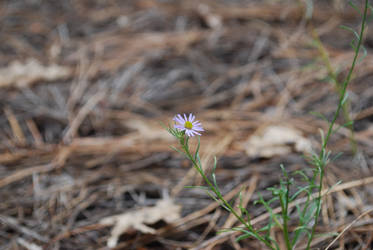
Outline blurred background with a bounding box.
[1,0,373,249]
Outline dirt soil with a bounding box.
[1,0,373,249]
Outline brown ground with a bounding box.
[1,1,373,249]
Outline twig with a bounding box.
[0,215,49,243]
[325,208,373,250]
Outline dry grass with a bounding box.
[1,0,373,249]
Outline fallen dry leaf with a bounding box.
[99,199,181,248]
[245,125,312,158]
[0,59,71,88]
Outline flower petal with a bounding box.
[177,114,185,123]
[174,125,185,130]
[188,113,194,122]
[174,116,184,125]
[193,131,201,136]
[185,129,192,137]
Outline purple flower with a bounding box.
[173,113,204,137]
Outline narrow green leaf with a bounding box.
[212,156,218,173]
[236,232,257,242]
[294,225,311,233]
[211,156,218,188]
[358,45,368,63]
[291,185,311,201]
[169,146,187,156]
[340,25,360,40]
[196,153,202,169]
[348,1,362,16]
[205,190,230,211]
[326,180,342,195]
[309,111,329,122]
[331,152,343,162]
[341,92,349,105]
[294,170,310,182]
[211,172,218,188]
[267,196,279,205]
[194,136,201,160]
[280,164,288,178]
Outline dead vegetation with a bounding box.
[1,0,373,249]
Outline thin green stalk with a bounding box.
[306,1,369,249]
[311,27,357,153]
[280,178,292,250]
[292,191,311,246]
[182,144,276,250]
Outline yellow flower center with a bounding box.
[184,121,193,129]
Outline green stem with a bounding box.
[311,27,357,154]
[183,142,276,250]
[280,179,292,250]
[292,191,311,246]
[306,1,369,249]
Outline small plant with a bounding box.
[166,1,370,249]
